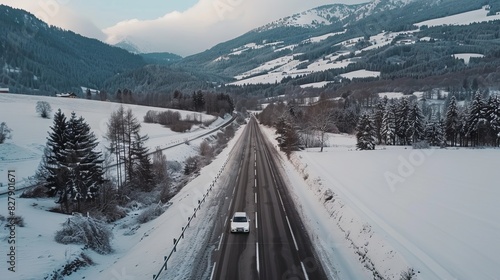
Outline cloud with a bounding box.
[1,0,106,41]
[103,0,362,56]
[4,0,367,56]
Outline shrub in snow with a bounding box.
[47,252,93,279]
[0,122,13,143]
[412,140,430,149]
[20,185,48,198]
[8,215,25,227]
[159,180,173,204]
[199,140,214,158]
[184,156,199,175]
[168,160,182,173]
[400,267,417,280]
[136,203,165,224]
[55,214,113,254]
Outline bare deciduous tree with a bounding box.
[307,101,337,152]
[36,101,52,118]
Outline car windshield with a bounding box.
[233,216,247,222]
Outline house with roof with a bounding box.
[56,92,77,98]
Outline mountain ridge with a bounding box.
[2,0,500,100]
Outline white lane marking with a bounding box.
[217,233,224,251]
[224,217,228,227]
[256,242,260,274]
[255,169,256,176]
[254,178,257,188]
[255,212,258,229]
[210,262,216,280]
[277,190,286,212]
[228,199,233,212]
[255,193,258,204]
[232,185,236,195]
[285,216,299,251]
[301,262,310,280]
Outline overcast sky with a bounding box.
[1,0,368,56]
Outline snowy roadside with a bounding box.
[69,121,247,280]
[259,125,375,279]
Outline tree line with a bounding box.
[258,91,500,155]
[357,92,500,149]
[110,88,235,118]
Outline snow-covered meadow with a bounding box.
[0,93,223,190]
[265,129,500,280]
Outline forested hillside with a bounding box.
[0,5,145,95]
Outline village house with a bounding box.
[56,92,77,98]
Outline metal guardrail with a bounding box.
[152,159,228,280]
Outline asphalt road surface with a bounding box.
[212,117,327,280]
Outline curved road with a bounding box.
[212,117,327,280]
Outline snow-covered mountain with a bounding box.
[256,0,421,32]
[256,4,361,31]
[177,0,500,93]
[114,38,143,54]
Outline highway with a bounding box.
[212,117,327,280]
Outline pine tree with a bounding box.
[486,96,500,146]
[44,109,69,197]
[192,90,205,112]
[60,112,103,212]
[407,101,425,144]
[425,121,445,147]
[0,122,13,144]
[373,96,387,144]
[467,92,487,146]
[458,106,470,147]
[116,89,122,103]
[445,96,460,146]
[395,98,410,145]
[487,96,500,147]
[356,113,376,150]
[382,102,396,145]
[275,115,300,158]
[130,133,154,192]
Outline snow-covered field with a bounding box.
[452,53,485,65]
[269,132,500,280]
[0,93,221,189]
[415,6,500,27]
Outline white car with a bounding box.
[230,212,250,233]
